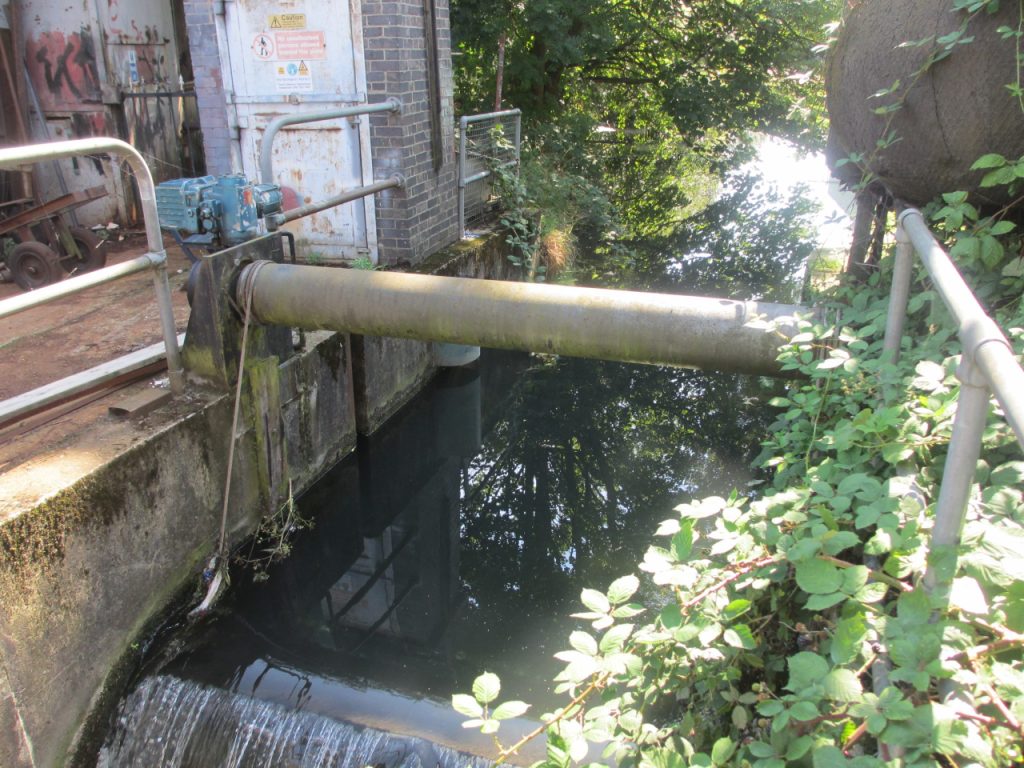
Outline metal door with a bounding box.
[220,0,376,261]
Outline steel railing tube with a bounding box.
[0,138,184,393]
[898,208,1024,449]
[236,261,814,376]
[458,116,468,236]
[883,224,915,362]
[923,359,992,595]
[0,252,160,320]
[259,98,402,184]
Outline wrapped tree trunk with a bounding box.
[826,0,1024,206]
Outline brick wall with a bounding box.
[363,0,459,265]
[183,0,233,176]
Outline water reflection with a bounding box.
[166,348,775,718]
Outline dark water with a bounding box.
[101,347,777,766]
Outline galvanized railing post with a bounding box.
[458,115,469,237]
[922,356,990,595]
[513,112,522,178]
[0,138,185,395]
[882,221,914,363]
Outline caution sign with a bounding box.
[269,13,306,30]
[275,61,314,92]
[274,30,326,60]
[251,32,274,60]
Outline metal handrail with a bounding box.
[457,108,522,237]
[884,207,1024,595]
[0,138,184,396]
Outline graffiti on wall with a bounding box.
[25,27,101,107]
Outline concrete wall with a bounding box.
[0,328,358,767]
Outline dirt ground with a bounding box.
[0,231,193,400]
[0,232,197,518]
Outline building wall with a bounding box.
[184,0,460,265]
[13,0,189,222]
[363,0,459,265]
[181,0,234,176]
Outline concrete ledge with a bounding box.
[0,331,357,767]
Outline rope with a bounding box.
[217,284,255,559]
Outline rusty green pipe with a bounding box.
[237,261,815,376]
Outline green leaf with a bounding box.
[805,591,846,610]
[480,719,500,734]
[896,589,931,625]
[671,524,694,562]
[722,598,752,621]
[472,672,501,704]
[492,700,530,720]
[822,531,859,556]
[723,624,757,649]
[581,588,610,613]
[831,614,867,665]
[606,575,639,604]
[787,651,829,692]
[823,668,863,702]
[710,736,735,765]
[452,694,484,718]
[785,735,812,761]
[599,624,633,654]
[812,746,849,768]
[748,740,775,759]
[790,700,820,721]
[971,153,1007,170]
[795,559,844,594]
[570,631,598,656]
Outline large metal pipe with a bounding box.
[236,261,814,376]
[259,99,402,184]
[0,138,184,393]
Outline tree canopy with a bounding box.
[452,0,839,236]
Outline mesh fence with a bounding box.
[458,111,520,234]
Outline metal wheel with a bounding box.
[59,227,106,273]
[9,241,62,291]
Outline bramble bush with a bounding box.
[453,226,1024,765]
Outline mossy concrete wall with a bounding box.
[0,329,356,768]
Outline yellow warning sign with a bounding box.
[268,13,306,30]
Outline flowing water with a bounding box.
[100,675,492,768]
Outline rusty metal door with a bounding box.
[220,0,376,262]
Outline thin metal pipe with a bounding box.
[0,252,161,319]
[258,98,402,184]
[898,208,1024,450]
[0,138,184,393]
[458,115,468,236]
[883,224,914,362]
[236,261,816,376]
[923,359,991,595]
[268,175,404,230]
[461,108,521,125]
